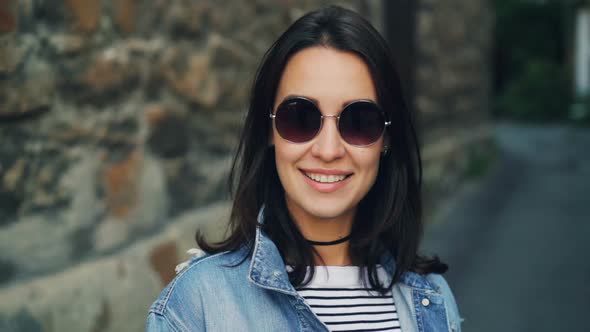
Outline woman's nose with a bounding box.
[310,116,345,161]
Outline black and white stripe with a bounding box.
[295,266,401,332]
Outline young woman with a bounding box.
[147,6,462,332]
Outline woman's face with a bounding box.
[271,46,384,224]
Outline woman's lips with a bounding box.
[300,170,352,193]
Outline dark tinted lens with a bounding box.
[339,101,385,145]
[275,98,321,143]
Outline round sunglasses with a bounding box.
[270,97,390,146]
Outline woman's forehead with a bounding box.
[274,47,377,109]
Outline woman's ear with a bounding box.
[381,133,390,156]
[268,128,275,147]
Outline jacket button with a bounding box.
[421,298,430,307]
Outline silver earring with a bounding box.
[381,146,389,156]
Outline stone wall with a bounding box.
[416,0,495,210]
[0,0,492,331]
[0,0,376,283]
[0,1,378,331]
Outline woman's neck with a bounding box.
[286,199,355,266]
[312,242,352,266]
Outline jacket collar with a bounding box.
[247,206,437,294]
[248,206,299,296]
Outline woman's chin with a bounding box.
[297,202,356,221]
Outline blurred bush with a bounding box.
[569,93,590,125]
[493,0,572,122]
[498,60,569,121]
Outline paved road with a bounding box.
[422,123,590,332]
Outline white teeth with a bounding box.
[305,172,347,183]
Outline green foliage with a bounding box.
[569,93,590,125]
[494,0,565,81]
[498,60,569,121]
[493,0,572,121]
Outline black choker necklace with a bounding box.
[306,234,351,246]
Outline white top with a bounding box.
[296,266,401,332]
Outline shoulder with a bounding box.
[425,273,454,299]
[146,248,251,330]
[425,273,463,331]
[147,248,250,330]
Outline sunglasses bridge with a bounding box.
[269,113,358,121]
[269,113,392,124]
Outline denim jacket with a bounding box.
[146,210,463,332]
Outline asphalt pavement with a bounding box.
[421,122,590,332]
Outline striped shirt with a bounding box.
[296,266,401,332]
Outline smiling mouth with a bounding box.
[303,172,353,183]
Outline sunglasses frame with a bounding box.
[270,96,391,147]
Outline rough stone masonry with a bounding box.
[0,1,492,331]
